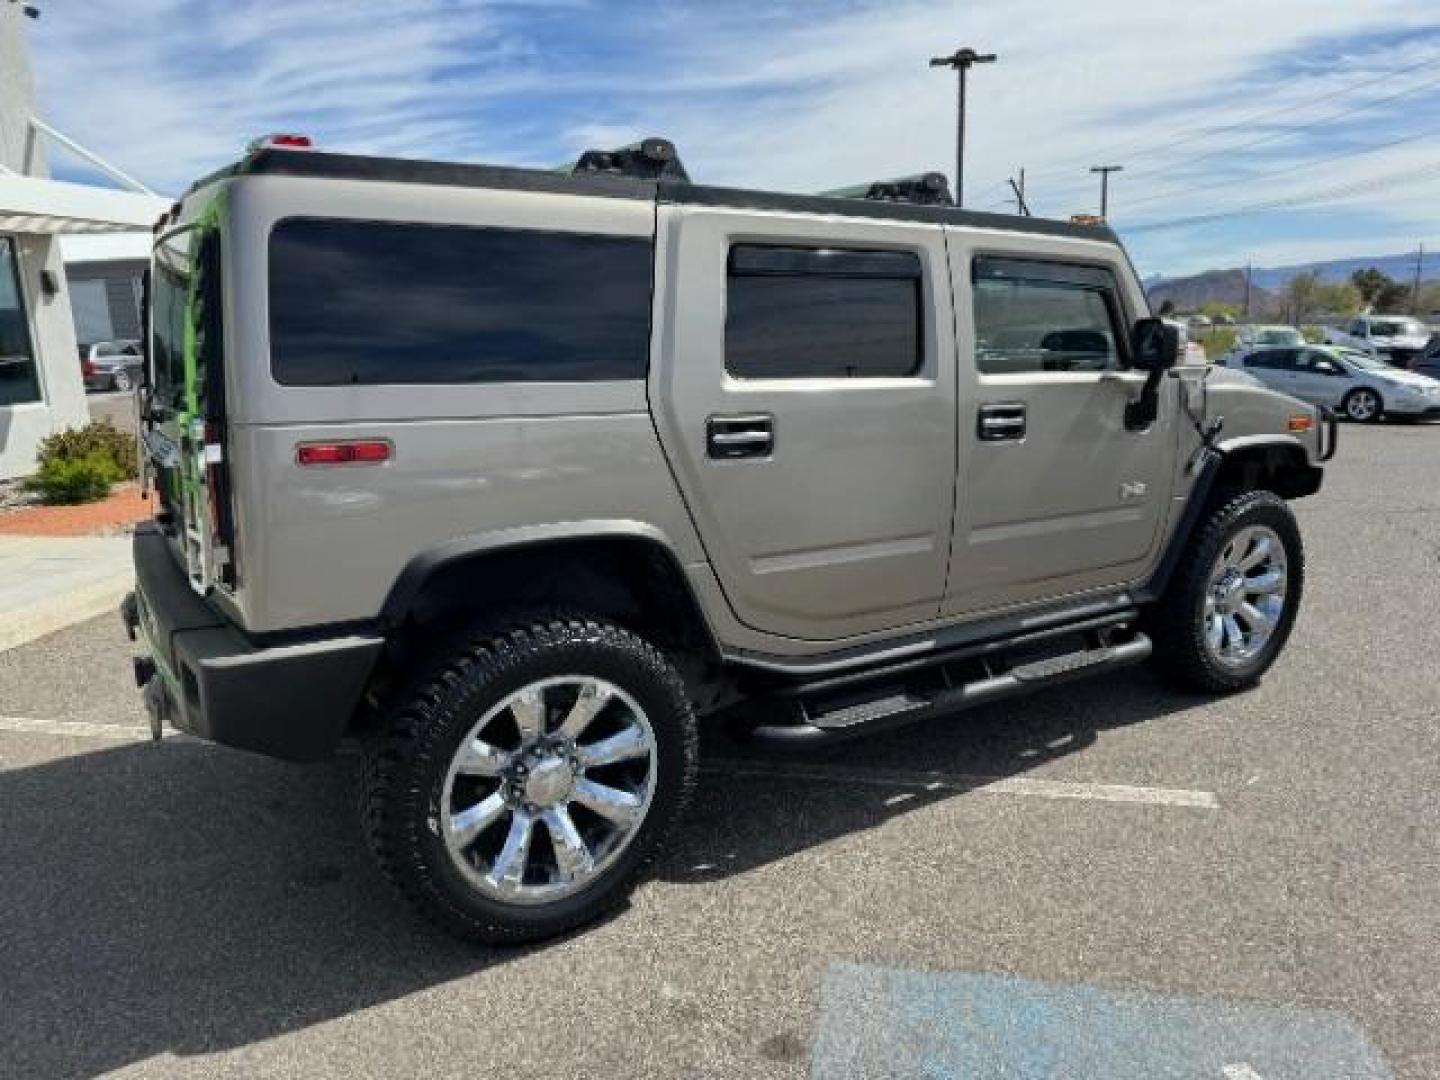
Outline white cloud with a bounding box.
[23,0,1440,275]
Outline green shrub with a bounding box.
[35,420,137,481]
[23,452,119,505]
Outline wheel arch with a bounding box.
[1211,435,1322,501]
[1140,439,1317,603]
[379,522,722,663]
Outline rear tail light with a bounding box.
[81,359,97,377]
[296,440,393,466]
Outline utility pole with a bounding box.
[1007,168,1031,216]
[929,46,997,209]
[1412,242,1425,315]
[1090,164,1123,219]
[1244,262,1253,321]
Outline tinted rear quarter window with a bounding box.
[269,218,653,385]
[725,245,923,379]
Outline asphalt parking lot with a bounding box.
[1,422,1437,1079]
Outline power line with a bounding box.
[1016,50,1440,187]
[1105,67,1440,195]
[1124,157,1440,234]
[1120,115,1440,214]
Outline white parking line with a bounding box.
[0,715,168,741]
[0,720,1219,810]
[703,759,1220,810]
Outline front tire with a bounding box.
[1342,387,1382,422]
[1148,490,1304,693]
[362,616,698,943]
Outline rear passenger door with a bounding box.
[942,240,1177,616]
[652,207,956,642]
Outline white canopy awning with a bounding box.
[0,173,168,235]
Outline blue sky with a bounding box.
[25,0,1440,278]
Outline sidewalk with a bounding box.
[0,534,133,651]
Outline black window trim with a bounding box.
[724,241,927,381]
[970,253,1135,374]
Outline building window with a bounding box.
[0,237,41,407]
[725,245,923,379]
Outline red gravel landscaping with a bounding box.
[0,484,152,537]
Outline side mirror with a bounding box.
[1131,317,1182,372]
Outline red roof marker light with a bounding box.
[248,133,315,154]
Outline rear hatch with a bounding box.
[144,202,236,595]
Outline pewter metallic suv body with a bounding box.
[127,148,1331,761]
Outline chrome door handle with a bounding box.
[707,414,774,459]
[977,403,1027,442]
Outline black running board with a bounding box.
[748,632,1152,744]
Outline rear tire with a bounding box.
[362,615,698,944]
[1148,490,1304,693]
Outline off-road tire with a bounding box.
[362,615,699,944]
[1148,490,1304,693]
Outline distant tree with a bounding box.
[1375,280,1413,313]
[1417,281,1440,317]
[1348,267,1410,311]
[1314,281,1363,318]
[1287,271,1323,323]
[1158,298,1176,318]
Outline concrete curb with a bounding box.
[0,573,133,652]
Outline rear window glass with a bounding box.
[268,218,653,385]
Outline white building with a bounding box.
[0,4,166,479]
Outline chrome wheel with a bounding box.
[1202,524,1288,668]
[1345,389,1380,422]
[439,675,657,906]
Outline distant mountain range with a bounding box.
[1146,251,1436,315]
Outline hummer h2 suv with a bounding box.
[123,136,1336,943]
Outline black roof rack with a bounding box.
[203,145,1113,242]
[568,138,689,181]
[823,172,954,207]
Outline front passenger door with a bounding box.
[943,248,1177,616]
[1289,350,1348,407]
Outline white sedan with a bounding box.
[1224,343,1440,422]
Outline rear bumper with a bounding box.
[125,523,383,761]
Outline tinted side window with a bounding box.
[269,219,653,385]
[725,245,923,379]
[972,257,1125,374]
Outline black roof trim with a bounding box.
[660,181,1117,241]
[190,148,1117,242]
[191,149,659,201]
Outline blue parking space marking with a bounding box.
[811,963,1392,1079]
